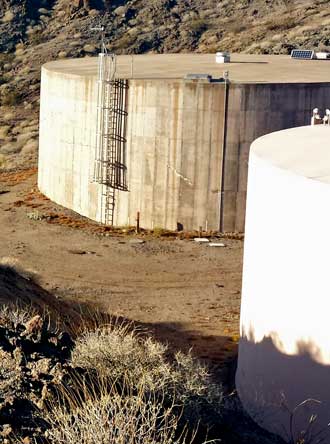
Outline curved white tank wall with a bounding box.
[236,126,330,443]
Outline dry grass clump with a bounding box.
[265,16,296,31]
[0,306,224,443]
[0,349,20,395]
[0,153,6,168]
[71,325,214,404]
[0,125,10,138]
[1,90,21,106]
[45,382,194,444]
[0,141,19,154]
[71,322,224,434]
[0,303,38,329]
[189,19,208,35]
[1,10,14,23]
[21,139,38,156]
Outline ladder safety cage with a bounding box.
[93,52,129,225]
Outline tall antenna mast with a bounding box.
[90,25,106,54]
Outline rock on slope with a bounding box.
[0,313,74,443]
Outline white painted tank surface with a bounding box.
[236,125,330,443]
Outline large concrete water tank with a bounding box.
[38,54,330,232]
[236,125,330,443]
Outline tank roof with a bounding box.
[43,53,330,84]
[251,126,330,184]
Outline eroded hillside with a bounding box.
[0,0,329,168]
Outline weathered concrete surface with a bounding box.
[119,80,225,231]
[38,55,330,231]
[237,126,330,442]
[44,53,330,83]
[38,72,102,223]
[225,82,330,231]
[39,69,225,231]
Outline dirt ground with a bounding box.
[0,169,243,382]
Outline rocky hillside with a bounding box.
[0,0,329,169]
[1,0,329,55]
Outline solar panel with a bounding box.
[291,49,315,60]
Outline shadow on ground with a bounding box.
[0,266,285,444]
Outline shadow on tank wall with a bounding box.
[236,330,330,443]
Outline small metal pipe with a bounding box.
[219,73,230,233]
[136,211,140,233]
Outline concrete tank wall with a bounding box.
[224,83,330,231]
[119,80,225,231]
[38,61,330,232]
[39,68,226,231]
[236,126,330,443]
[38,70,102,222]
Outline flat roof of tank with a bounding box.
[251,126,330,184]
[43,53,330,84]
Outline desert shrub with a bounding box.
[0,304,38,329]
[1,10,14,23]
[0,76,7,86]
[71,324,223,423]
[0,142,20,154]
[1,90,21,106]
[71,325,211,398]
[0,125,10,138]
[153,226,169,237]
[21,139,38,155]
[45,382,194,444]
[0,349,21,409]
[189,19,208,35]
[266,16,296,31]
[113,33,137,50]
[0,153,6,167]
[226,21,247,34]
[28,29,45,46]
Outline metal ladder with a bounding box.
[93,54,128,226]
[103,185,116,227]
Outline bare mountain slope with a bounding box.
[0,0,329,169]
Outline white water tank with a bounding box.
[315,52,330,60]
[216,51,230,63]
[236,125,330,443]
